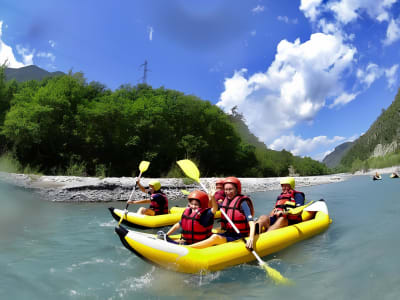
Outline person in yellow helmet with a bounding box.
[127,179,168,215]
[251,177,305,235]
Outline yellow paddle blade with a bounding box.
[180,189,190,195]
[177,159,200,183]
[139,161,150,173]
[262,263,293,285]
[286,201,314,215]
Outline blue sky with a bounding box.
[1,0,400,161]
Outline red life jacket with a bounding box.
[275,190,305,223]
[214,190,225,202]
[180,207,213,244]
[220,195,254,236]
[149,192,168,215]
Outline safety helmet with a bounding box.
[188,190,209,209]
[216,178,225,185]
[280,177,295,189]
[149,180,161,191]
[223,176,241,194]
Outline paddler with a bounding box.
[164,190,218,245]
[127,179,168,216]
[189,177,256,249]
[214,178,225,206]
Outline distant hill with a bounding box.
[340,89,400,168]
[5,65,64,82]
[322,141,354,168]
[227,109,268,150]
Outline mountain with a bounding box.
[322,141,354,168]
[5,65,64,82]
[340,89,400,168]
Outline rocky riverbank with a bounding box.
[0,171,352,202]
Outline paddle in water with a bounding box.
[176,159,292,285]
[118,160,150,226]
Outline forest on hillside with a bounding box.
[339,88,400,172]
[0,65,330,177]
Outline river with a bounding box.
[1,175,399,299]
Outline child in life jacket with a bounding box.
[165,190,218,245]
[127,179,168,216]
[214,178,225,206]
[189,177,256,250]
[253,177,304,234]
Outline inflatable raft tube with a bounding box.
[109,206,221,229]
[114,200,331,274]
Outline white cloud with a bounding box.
[384,18,400,45]
[299,0,323,22]
[329,92,358,108]
[277,16,298,24]
[269,134,346,158]
[0,21,25,68]
[328,0,397,24]
[16,45,34,65]
[49,40,56,48]
[385,64,398,88]
[37,51,56,62]
[217,33,356,143]
[148,26,154,41]
[356,63,398,89]
[357,63,381,88]
[250,30,256,36]
[252,5,265,14]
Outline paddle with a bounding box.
[118,161,150,226]
[180,189,190,195]
[176,159,292,285]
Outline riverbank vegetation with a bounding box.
[0,65,330,177]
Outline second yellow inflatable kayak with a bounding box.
[109,206,221,228]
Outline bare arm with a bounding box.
[127,199,151,204]
[136,180,147,193]
[166,222,181,236]
[246,220,256,249]
[209,193,218,215]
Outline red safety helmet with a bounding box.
[216,178,224,185]
[223,176,241,194]
[188,190,209,209]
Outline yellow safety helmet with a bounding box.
[280,177,295,189]
[149,180,161,191]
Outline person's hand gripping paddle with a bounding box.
[118,161,150,226]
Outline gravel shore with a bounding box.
[0,171,352,202]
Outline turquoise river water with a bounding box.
[1,175,399,299]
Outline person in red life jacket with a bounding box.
[189,177,256,250]
[165,190,218,245]
[214,178,225,206]
[127,179,168,216]
[252,177,305,235]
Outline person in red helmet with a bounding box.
[189,177,256,249]
[214,178,225,206]
[165,190,218,245]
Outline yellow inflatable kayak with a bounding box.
[114,200,331,273]
[109,206,221,229]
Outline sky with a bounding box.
[1,0,400,161]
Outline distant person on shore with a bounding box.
[214,178,225,206]
[127,179,168,215]
[164,190,218,245]
[188,177,256,250]
[252,177,305,235]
